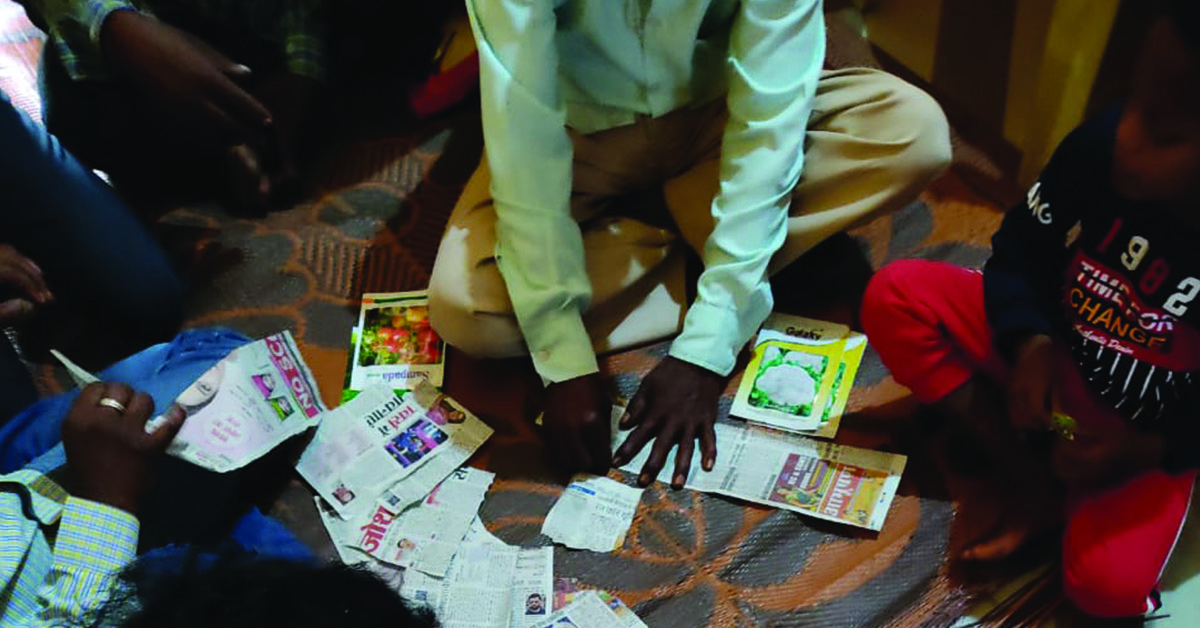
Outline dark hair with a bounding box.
[83,552,439,628]
[1167,0,1200,52]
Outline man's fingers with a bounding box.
[124,392,155,425]
[211,73,272,130]
[700,422,717,471]
[586,421,613,474]
[79,381,107,406]
[16,256,51,302]
[145,404,186,448]
[612,420,656,470]
[98,382,135,416]
[0,263,47,304]
[0,298,35,322]
[671,429,694,489]
[637,421,674,487]
[620,389,648,430]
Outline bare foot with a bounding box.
[960,489,1062,561]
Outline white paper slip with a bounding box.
[542,474,643,553]
[378,384,494,514]
[357,467,495,577]
[298,381,474,517]
[611,410,906,531]
[349,291,446,391]
[160,331,326,473]
[529,590,647,628]
[50,349,100,387]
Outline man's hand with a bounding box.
[62,382,186,515]
[543,373,612,475]
[0,245,51,324]
[100,11,272,147]
[226,72,321,213]
[1008,334,1058,431]
[1052,426,1165,490]
[612,357,725,489]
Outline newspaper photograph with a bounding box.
[163,331,326,473]
[378,385,494,514]
[358,467,495,577]
[542,475,643,553]
[349,291,445,392]
[530,590,647,628]
[296,384,458,517]
[401,521,554,628]
[611,410,906,531]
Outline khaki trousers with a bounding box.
[428,68,951,358]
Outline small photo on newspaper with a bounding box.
[348,291,445,393]
[732,314,865,436]
[164,331,326,473]
[298,385,451,517]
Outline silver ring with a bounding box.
[98,398,127,414]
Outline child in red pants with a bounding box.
[862,2,1200,618]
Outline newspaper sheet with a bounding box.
[357,467,494,577]
[160,331,326,473]
[542,475,643,552]
[552,579,647,628]
[732,314,864,435]
[530,590,647,628]
[378,385,494,514]
[402,519,554,628]
[348,291,445,393]
[297,383,479,517]
[611,410,906,531]
[314,498,406,589]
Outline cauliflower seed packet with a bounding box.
[732,314,864,435]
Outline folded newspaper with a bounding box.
[542,475,643,553]
[355,467,494,577]
[552,579,644,625]
[732,314,866,438]
[345,291,445,400]
[611,410,906,531]
[158,331,326,473]
[296,382,491,517]
[402,518,555,628]
[315,497,406,589]
[533,590,648,628]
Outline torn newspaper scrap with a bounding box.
[542,474,642,553]
[531,590,648,628]
[402,518,554,628]
[356,467,494,577]
[160,331,326,473]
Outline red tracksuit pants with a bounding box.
[861,260,1195,618]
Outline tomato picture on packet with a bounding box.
[348,291,446,393]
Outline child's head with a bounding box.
[90,554,438,628]
[1113,0,1200,206]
